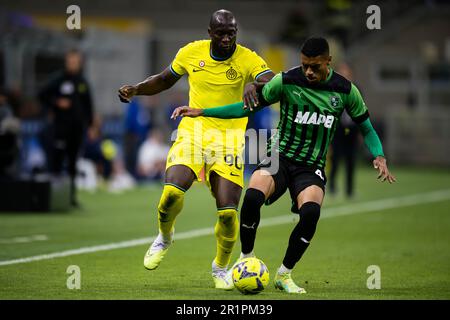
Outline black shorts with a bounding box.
[254,153,326,213]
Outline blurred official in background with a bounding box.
[328,62,358,199]
[0,87,20,179]
[39,49,94,207]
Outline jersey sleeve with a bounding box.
[259,73,283,105]
[247,51,272,81]
[170,45,189,77]
[358,118,385,158]
[345,83,369,124]
[202,101,254,119]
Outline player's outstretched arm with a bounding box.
[171,101,264,120]
[171,106,204,119]
[243,72,275,110]
[358,118,396,183]
[118,67,180,103]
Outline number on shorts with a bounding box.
[224,154,242,170]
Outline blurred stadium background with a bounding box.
[0,0,449,300]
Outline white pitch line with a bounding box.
[260,188,450,226]
[0,189,449,267]
[0,234,48,244]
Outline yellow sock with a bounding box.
[214,208,239,268]
[157,184,185,238]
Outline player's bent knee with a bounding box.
[242,188,265,212]
[217,208,238,226]
[240,188,265,220]
[300,202,321,224]
[158,184,185,213]
[244,188,266,206]
[216,208,239,241]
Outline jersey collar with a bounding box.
[321,67,333,84]
[209,43,237,61]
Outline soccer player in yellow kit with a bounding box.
[118,9,274,289]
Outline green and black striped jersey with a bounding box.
[260,67,369,168]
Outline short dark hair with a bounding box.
[301,37,329,57]
[66,48,82,56]
[209,9,236,29]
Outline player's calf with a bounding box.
[213,208,238,290]
[283,202,321,269]
[239,188,265,255]
[143,184,185,270]
[214,208,239,268]
[157,184,185,237]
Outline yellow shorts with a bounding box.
[166,127,245,189]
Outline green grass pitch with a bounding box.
[0,166,449,300]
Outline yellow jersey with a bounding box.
[170,39,271,133]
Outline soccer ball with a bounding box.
[231,257,269,294]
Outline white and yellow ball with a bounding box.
[231,257,269,295]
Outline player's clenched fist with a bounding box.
[118,85,138,103]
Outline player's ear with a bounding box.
[327,55,332,66]
[208,27,212,37]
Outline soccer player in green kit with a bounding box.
[171,37,396,294]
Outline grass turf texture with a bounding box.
[0,166,449,300]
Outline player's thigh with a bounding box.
[209,171,242,208]
[247,169,276,200]
[165,165,197,191]
[205,147,244,207]
[165,132,203,191]
[289,166,326,211]
[296,185,324,208]
[250,152,290,204]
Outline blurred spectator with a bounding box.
[164,90,186,132]
[108,158,136,193]
[22,136,46,174]
[323,0,352,48]
[77,133,136,194]
[76,158,98,193]
[278,8,309,45]
[5,86,24,117]
[328,62,359,198]
[38,49,94,207]
[123,96,156,178]
[83,114,113,183]
[0,87,20,178]
[137,128,170,181]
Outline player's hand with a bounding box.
[373,156,396,183]
[243,83,259,111]
[118,85,137,103]
[171,106,203,120]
